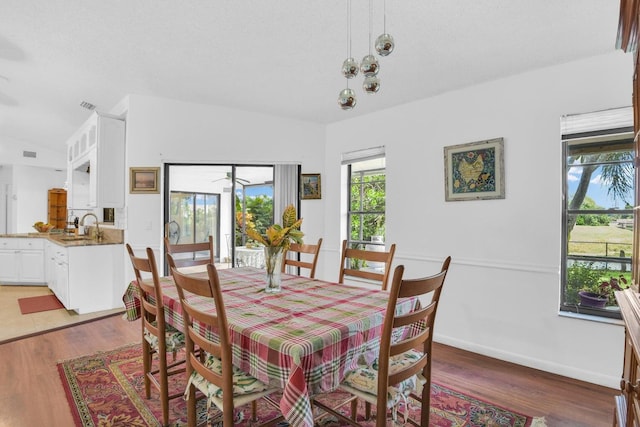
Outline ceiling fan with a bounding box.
[212,172,250,185]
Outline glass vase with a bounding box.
[264,246,284,293]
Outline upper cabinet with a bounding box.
[66,112,125,209]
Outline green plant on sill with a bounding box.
[580,274,630,306]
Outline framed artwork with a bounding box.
[444,137,505,201]
[130,167,160,194]
[301,173,321,200]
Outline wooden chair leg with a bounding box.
[251,401,258,422]
[187,385,197,427]
[365,401,372,420]
[350,398,358,421]
[158,349,170,426]
[142,341,152,399]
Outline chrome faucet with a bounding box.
[80,213,102,240]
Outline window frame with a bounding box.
[346,159,386,250]
[561,126,635,319]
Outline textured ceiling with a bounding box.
[0,0,623,153]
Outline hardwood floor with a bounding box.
[431,344,617,427]
[0,314,139,426]
[0,312,616,426]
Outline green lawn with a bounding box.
[569,224,633,257]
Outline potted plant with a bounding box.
[579,274,629,308]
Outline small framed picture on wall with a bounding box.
[301,173,321,200]
[130,167,160,194]
[443,138,505,201]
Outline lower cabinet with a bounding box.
[46,241,69,307]
[615,289,640,427]
[0,238,45,284]
[46,241,124,314]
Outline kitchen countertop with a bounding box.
[0,229,124,247]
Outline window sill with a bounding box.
[558,310,624,326]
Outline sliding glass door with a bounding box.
[164,164,276,271]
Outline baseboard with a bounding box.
[434,334,619,389]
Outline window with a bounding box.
[168,191,220,252]
[561,107,634,319]
[346,156,386,251]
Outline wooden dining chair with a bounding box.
[314,256,451,427]
[170,262,282,427]
[281,237,323,278]
[338,239,396,290]
[164,235,214,269]
[126,244,186,427]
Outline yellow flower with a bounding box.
[245,204,304,250]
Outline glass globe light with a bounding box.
[338,88,357,110]
[363,76,380,94]
[375,33,395,56]
[341,57,359,79]
[360,54,379,77]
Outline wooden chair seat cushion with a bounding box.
[143,323,185,352]
[186,353,275,409]
[341,349,426,408]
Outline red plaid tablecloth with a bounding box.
[122,267,417,427]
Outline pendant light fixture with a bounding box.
[338,0,357,110]
[375,0,395,56]
[362,0,381,96]
[338,0,396,110]
[360,0,380,80]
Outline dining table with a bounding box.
[122,266,418,427]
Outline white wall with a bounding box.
[10,165,66,233]
[0,136,67,233]
[119,95,326,286]
[0,165,12,234]
[323,51,632,388]
[0,136,66,169]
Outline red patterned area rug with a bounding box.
[57,343,547,427]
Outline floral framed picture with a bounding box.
[130,167,160,194]
[301,173,321,200]
[444,137,505,201]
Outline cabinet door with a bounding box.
[19,251,45,283]
[96,116,125,208]
[0,250,19,282]
[45,243,56,290]
[88,148,97,208]
[55,258,69,308]
[66,167,73,209]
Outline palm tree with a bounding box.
[567,151,633,234]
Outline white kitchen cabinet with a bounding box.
[47,241,124,314]
[46,241,69,307]
[0,247,19,283]
[66,112,125,209]
[0,238,45,284]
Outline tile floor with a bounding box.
[0,284,125,343]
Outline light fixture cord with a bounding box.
[347,0,352,58]
[347,0,351,88]
[383,0,387,33]
[369,0,373,55]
